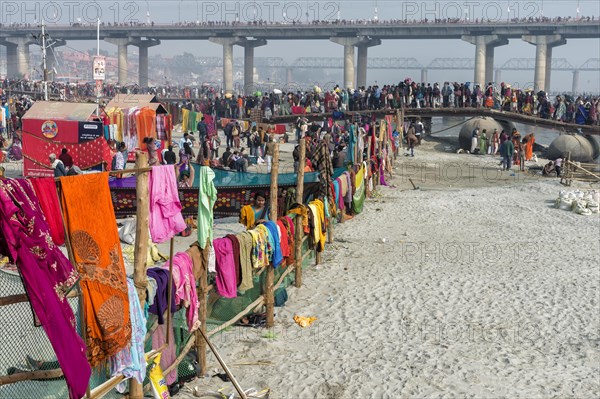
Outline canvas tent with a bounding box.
[22,101,111,177]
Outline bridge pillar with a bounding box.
[330,38,357,89]
[4,37,33,78]
[462,35,508,86]
[286,67,294,84]
[420,69,428,83]
[243,39,267,95]
[209,37,245,95]
[106,38,135,85]
[522,35,566,92]
[355,38,381,88]
[572,70,580,94]
[494,69,502,84]
[131,38,160,87]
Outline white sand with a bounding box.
[178,139,600,399]
[2,133,599,398]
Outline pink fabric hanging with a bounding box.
[149,165,186,243]
[213,238,237,298]
[161,252,200,332]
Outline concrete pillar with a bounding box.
[106,38,134,85]
[420,69,428,83]
[243,39,266,95]
[209,37,246,94]
[355,38,380,88]
[117,44,127,85]
[545,47,552,92]
[522,34,566,92]
[286,67,293,84]
[485,46,494,84]
[356,46,368,88]
[132,39,160,87]
[462,35,508,86]
[572,70,580,94]
[6,44,18,78]
[495,69,502,84]
[4,37,32,78]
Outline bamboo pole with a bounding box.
[196,239,209,376]
[130,152,150,399]
[197,329,248,399]
[567,160,600,180]
[207,296,265,337]
[294,138,306,288]
[163,335,196,376]
[0,369,64,385]
[265,143,279,328]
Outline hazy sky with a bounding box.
[6,0,600,91]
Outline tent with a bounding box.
[22,101,111,177]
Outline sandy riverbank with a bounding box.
[174,137,600,399]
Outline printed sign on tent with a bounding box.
[78,121,103,142]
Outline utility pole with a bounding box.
[41,19,48,101]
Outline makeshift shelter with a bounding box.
[105,94,172,156]
[22,101,111,177]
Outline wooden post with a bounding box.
[196,239,208,376]
[294,139,306,288]
[130,151,149,399]
[265,143,279,328]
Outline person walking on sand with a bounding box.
[471,128,479,153]
[491,129,499,155]
[479,129,488,155]
[500,136,514,171]
[406,129,418,157]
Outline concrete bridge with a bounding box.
[270,108,600,136]
[1,21,598,93]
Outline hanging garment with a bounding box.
[30,177,65,245]
[59,173,131,367]
[111,278,147,393]
[263,221,283,267]
[152,323,177,385]
[255,224,273,267]
[239,205,255,230]
[149,165,186,243]
[147,267,177,324]
[225,234,242,286]
[276,220,290,258]
[0,178,91,399]
[248,229,267,269]
[234,231,254,291]
[196,166,217,250]
[309,200,326,252]
[213,238,237,298]
[161,252,200,332]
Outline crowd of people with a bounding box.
[2,14,595,30]
[3,78,598,126]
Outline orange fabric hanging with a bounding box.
[136,107,156,148]
[59,173,131,367]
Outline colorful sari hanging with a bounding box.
[59,173,131,367]
[0,178,91,399]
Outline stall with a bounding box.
[22,101,111,177]
[105,94,172,160]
